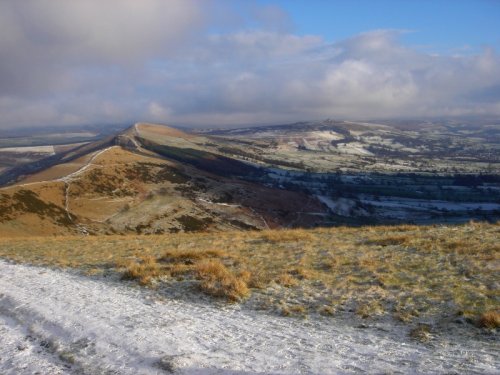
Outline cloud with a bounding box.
[156,29,500,124]
[0,1,499,130]
[0,0,205,97]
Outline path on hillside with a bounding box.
[0,147,116,234]
[0,146,117,192]
[59,146,117,234]
[0,260,497,374]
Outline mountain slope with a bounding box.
[0,123,328,236]
[2,120,498,236]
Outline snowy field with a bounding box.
[0,145,55,154]
[0,260,498,374]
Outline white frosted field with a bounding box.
[0,260,498,374]
[0,145,55,154]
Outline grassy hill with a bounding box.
[1,221,498,334]
[0,124,329,236]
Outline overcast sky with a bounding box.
[0,0,499,130]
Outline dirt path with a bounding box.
[0,260,497,374]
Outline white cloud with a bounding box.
[147,102,173,121]
[0,0,205,97]
[0,2,499,129]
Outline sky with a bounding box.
[0,0,499,130]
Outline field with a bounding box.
[201,120,500,175]
[1,222,498,334]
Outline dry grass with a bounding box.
[260,229,314,243]
[0,222,498,326]
[277,273,299,287]
[120,255,160,286]
[409,324,433,342]
[195,260,250,302]
[159,248,227,263]
[118,245,248,301]
[356,301,385,319]
[477,310,500,329]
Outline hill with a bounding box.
[1,121,500,237]
[0,123,328,236]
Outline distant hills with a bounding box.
[0,121,499,236]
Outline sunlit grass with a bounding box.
[0,222,498,325]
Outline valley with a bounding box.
[0,120,498,236]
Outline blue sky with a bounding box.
[256,0,500,52]
[0,0,499,129]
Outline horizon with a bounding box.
[1,0,499,130]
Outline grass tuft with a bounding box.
[121,255,160,286]
[477,310,500,329]
[409,324,433,342]
[277,273,298,287]
[159,248,226,263]
[195,260,249,302]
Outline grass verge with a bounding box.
[0,222,498,328]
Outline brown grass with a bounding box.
[0,222,498,327]
[277,273,298,287]
[195,260,249,302]
[260,229,313,243]
[356,301,385,319]
[159,248,226,263]
[365,234,411,247]
[409,324,433,342]
[121,255,160,286]
[477,310,500,329]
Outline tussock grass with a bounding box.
[120,255,160,286]
[356,301,385,319]
[409,324,433,342]
[478,310,500,329]
[195,260,250,302]
[365,234,411,247]
[277,273,298,287]
[0,222,498,327]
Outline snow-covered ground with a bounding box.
[0,260,498,374]
[359,196,500,212]
[317,195,368,217]
[0,145,55,154]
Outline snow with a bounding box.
[332,142,373,156]
[360,196,500,212]
[307,131,343,142]
[0,260,498,374]
[316,196,369,217]
[317,195,355,216]
[0,145,55,154]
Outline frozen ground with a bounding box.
[0,260,498,374]
[0,145,55,154]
